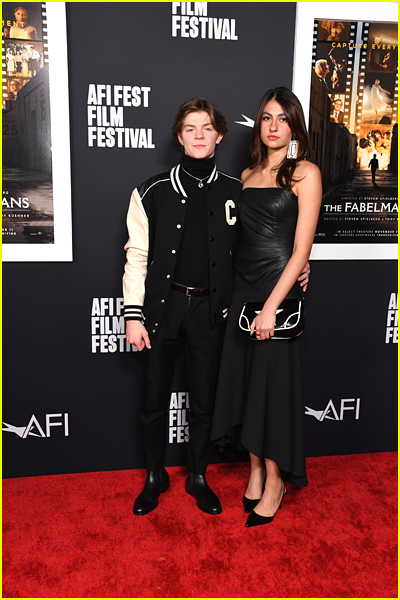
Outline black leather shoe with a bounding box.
[242,496,260,513]
[245,484,286,528]
[133,468,170,516]
[185,472,222,514]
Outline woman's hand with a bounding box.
[250,303,277,340]
[298,261,310,291]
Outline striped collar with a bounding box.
[170,164,218,198]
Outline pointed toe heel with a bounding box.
[246,509,274,527]
[245,483,286,527]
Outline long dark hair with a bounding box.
[250,87,309,190]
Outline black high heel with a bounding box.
[242,496,260,513]
[245,482,286,528]
[243,473,266,513]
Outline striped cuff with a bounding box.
[124,305,144,323]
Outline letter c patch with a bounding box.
[225,200,237,225]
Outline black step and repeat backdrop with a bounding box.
[2,3,397,478]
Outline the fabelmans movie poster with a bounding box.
[2,2,54,244]
[2,2,72,261]
[310,18,398,255]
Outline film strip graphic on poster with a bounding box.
[309,19,398,246]
[2,2,54,244]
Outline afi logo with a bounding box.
[2,413,69,438]
[305,398,360,421]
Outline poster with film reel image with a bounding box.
[309,19,397,248]
[2,2,72,261]
[293,3,398,259]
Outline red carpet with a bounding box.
[2,453,398,598]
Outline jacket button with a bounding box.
[155,323,158,327]
[152,329,156,333]
[211,262,216,267]
[177,224,181,229]
[181,199,186,203]
[213,313,217,317]
[171,249,176,254]
[161,299,165,303]
[209,211,214,216]
[166,274,171,279]
[211,288,216,292]
[209,237,215,242]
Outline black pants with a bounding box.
[141,289,226,474]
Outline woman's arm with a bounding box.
[250,162,322,338]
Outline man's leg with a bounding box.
[184,296,226,514]
[134,292,184,515]
[141,335,181,470]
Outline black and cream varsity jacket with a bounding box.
[123,163,242,336]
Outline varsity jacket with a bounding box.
[123,163,242,336]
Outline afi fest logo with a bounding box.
[305,398,360,421]
[171,3,238,40]
[385,292,397,344]
[2,414,69,438]
[169,392,190,443]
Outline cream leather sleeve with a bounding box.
[123,188,149,313]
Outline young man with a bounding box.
[368,153,379,184]
[123,98,309,516]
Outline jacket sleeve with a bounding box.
[123,188,149,323]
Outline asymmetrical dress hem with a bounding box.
[211,187,308,487]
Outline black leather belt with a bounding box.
[171,282,210,297]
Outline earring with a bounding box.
[287,136,298,159]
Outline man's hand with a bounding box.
[298,261,311,292]
[126,320,151,351]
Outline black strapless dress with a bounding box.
[211,188,308,487]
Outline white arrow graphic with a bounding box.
[235,114,254,128]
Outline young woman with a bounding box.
[7,79,21,101]
[211,88,322,528]
[15,50,23,75]
[6,49,15,76]
[371,79,391,119]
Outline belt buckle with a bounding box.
[185,287,191,296]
